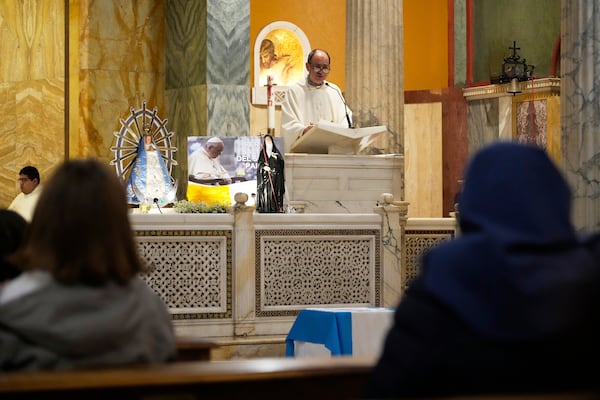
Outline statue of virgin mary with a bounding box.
[125,134,176,205]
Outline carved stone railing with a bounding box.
[403,218,458,290]
[129,198,457,339]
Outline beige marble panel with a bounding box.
[0,0,64,81]
[0,83,17,139]
[0,77,63,208]
[0,1,65,207]
[80,0,165,73]
[75,0,166,162]
[404,103,443,218]
[0,83,19,208]
[79,69,165,160]
[15,78,64,157]
[3,78,64,205]
[68,0,81,157]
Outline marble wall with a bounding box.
[561,0,600,230]
[453,0,467,87]
[205,1,249,137]
[165,0,207,201]
[466,98,504,154]
[78,0,166,161]
[0,0,65,207]
[404,88,468,217]
[0,0,252,206]
[404,103,443,218]
[166,0,250,199]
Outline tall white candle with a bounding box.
[267,75,275,131]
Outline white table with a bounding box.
[285,307,394,357]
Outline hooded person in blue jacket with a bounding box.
[366,142,600,398]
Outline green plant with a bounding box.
[173,200,228,214]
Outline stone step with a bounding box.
[208,335,287,360]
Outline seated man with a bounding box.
[8,166,42,222]
[188,137,232,186]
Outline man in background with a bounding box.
[8,166,42,222]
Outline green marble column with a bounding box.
[165,0,250,201]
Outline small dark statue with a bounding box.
[256,134,285,213]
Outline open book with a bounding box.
[290,120,388,154]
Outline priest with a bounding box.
[281,48,352,153]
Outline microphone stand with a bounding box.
[325,82,353,128]
[153,198,163,214]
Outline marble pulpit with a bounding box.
[284,153,403,213]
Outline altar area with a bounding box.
[128,152,458,358]
[133,204,404,340]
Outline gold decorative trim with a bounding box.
[463,77,560,101]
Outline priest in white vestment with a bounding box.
[281,48,352,153]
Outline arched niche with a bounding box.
[252,21,310,105]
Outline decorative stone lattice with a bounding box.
[255,229,381,317]
[404,230,455,289]
[136,230,232,320]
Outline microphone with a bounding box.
[153,198,163,214]
[325,82,353,128]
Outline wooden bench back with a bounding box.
[4,356,592,400]
[0,356,375,400]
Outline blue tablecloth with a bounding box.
[285,307,394,357]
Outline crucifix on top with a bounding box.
[509,41,520,58]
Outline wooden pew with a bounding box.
[0,355,375,400]
[175,336,219,361]
[447,396,597,400]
